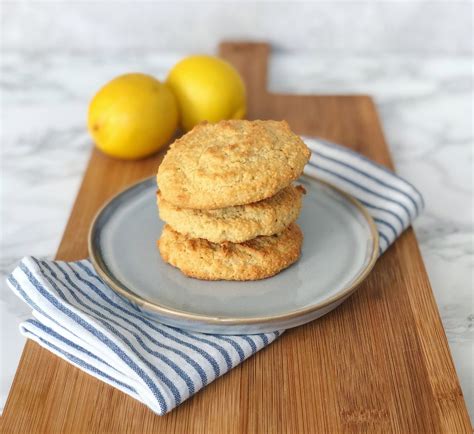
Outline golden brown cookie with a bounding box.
[157,223,303,281]
[157,119,310,209]
[157,184,305,243]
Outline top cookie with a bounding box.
[157,119,311,209]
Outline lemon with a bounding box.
[88,73,178,160]
[166,55,246,131]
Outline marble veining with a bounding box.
[1,52,472,418]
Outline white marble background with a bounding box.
[1,0,473,420]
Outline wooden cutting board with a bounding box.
[1,42,471,434]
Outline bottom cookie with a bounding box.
[158,223,303,281]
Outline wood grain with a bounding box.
[1,42,471,434]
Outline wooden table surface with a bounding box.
[1,42,471,433]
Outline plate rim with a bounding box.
[88,174,379,326]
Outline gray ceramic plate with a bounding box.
[89,176,378,334]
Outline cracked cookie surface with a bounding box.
[157,223,303,281]
[157,119,310,209]
[157,184,305,243]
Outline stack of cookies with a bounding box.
[156,119,311,281]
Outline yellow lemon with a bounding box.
[166,55,246,131]
[88,73,178,160]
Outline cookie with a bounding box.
[157,120,310,209]
[157,184,305,243]
[157,223,303,281]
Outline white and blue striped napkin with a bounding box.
[8,138,423,415]
[303,138,424,254]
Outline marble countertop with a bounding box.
[1,52,472,418]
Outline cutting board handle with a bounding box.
[219,42,271,117]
